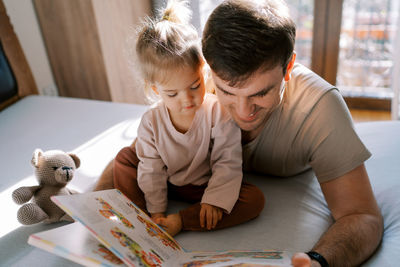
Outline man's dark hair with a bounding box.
[202,0,296,86]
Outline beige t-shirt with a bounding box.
[136,94,242,214]
[243,64,371,183]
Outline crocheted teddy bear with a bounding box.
[12,149,80,225]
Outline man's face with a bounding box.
[212,65,285,134]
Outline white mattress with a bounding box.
[0,95,399,266]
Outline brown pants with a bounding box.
[112,146,265,231]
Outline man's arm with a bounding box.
[292,163,383,267]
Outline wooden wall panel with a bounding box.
[34,0,111,100]
[33,0,152,103]
[92,0,151,104]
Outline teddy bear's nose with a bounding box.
[62,166,73,181]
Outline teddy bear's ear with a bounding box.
[69,153,81,169]
[31,149,43,167]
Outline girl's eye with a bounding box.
[167,93,177,97]
[190,84,200,90]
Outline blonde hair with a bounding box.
[136,0,202,101]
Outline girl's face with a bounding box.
[153,64,206,120]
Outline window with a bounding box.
[286,0,314,68]
[311,0,400,110]
[337,0,399,101]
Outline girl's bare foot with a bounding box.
[158,213,183,236]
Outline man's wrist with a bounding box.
[306,251,329,267]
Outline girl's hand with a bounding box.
[200,203,223,230]
[151,212,165,224]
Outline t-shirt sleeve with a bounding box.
[202,105,243,214]
[300,89,371,183]
[135,112,168,214]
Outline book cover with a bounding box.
[28,222,125,267]
[29,189,290,266]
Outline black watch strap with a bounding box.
[306,251,329,267]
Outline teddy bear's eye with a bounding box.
[52,166,58,170]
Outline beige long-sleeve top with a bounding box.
[136,94,242,214]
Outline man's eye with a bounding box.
[255,91,268,97]
[222,90,233,96]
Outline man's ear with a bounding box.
[31,149,43,168]
[151,85,159,95]
[284,52,296,82]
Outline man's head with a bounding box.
[202,0,296,137]
[202,0,296,86]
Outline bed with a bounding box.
[1,3,400,267]
[1,95,400,267]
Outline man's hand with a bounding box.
[200,203,223,230]
[151,212,165,224]
[291,253,320,267]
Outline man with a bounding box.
[201,0,383,266]
[96,0,383,266]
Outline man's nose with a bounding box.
[236,97,253,118]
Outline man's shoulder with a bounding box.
[290,63,334,93]
[286,63,338,114]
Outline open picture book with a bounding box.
[28,189,291,266]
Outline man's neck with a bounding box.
[241,127,263,144]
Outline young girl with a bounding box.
[113,0,264,237]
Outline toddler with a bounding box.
[113,0,264,236]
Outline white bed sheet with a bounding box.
[0,95,398,266]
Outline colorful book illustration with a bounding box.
[29,189,290,266]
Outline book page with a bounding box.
[28,222,125,267]
[52,189,183,267]
[179,250,291,266]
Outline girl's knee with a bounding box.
[242,184,265,216]
[115,146,136,165]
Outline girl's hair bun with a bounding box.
[160,0,192,25]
